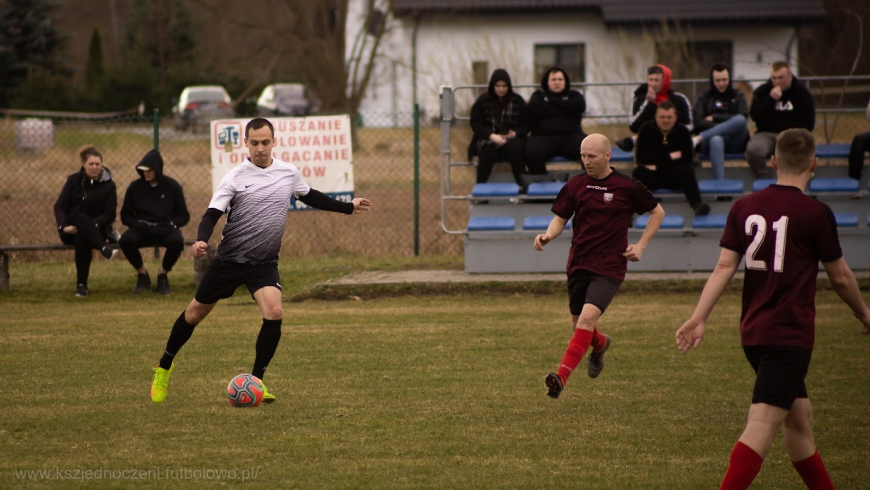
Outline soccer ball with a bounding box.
[226,374,264,407]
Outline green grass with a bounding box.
[1,258,869,489]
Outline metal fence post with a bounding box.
[413,103,420,256]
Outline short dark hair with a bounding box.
[710,63,730,75]
[775,129,815,174]
[245,118,274,139]
[647,65,663,75]
[657,100,676,112]
[771,60,790,72]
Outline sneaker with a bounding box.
[151,363,174,403]
[105,225,121,244]
[587,335,611,378]
[545,372,564,399]
[134,272,152,293]
[261,383,276,404]
[156,274,171,294]
[615,136,634,152]
[100,245,117,259]
[75,283,88,297]
[694,202,711,216]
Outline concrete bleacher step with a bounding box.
[699,179,744,195]
[472,183,520,198]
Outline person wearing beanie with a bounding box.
[119,149,190,294]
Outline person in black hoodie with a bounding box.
[54,145,119,297]
[691,64,749,180]
[616,64,693,152]
[524,67,586,182]
[119,150,190,294]
[746,61,815,178]
[468,68,529,187]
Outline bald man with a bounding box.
[535,133,665,398]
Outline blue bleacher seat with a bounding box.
[635,214,684,229]
[549,156,569,163]
[696,152,745,160]
[652,188,681,195]
[808,178,859,193]
[467,216,516,231]
[752,179,777,192]
[815,144,850,159]
[527,181,566,197]
[698,179,744,194]
[834,213,858,227]
[472,183,520,197]
[692,214,728,229]
[610,147,633,162]
[522,216,572,231]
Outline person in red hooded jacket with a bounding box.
[616,64,693,152]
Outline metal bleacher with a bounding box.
[439,85,870,273]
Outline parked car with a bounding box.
[256,83,318,117]
[173,85,234,132]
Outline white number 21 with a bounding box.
[745,215,789,272]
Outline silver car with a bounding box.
[256,84,318,117]
[173,85,234,133]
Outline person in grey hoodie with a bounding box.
[691,64,749,180]
[119,149,190,294]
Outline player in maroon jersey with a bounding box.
[676,128,870,490]
[535,133,665,398]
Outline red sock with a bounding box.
[556,329,593,383]
[719,441,763,490]
[792,451,834,490]
[590,327,607,351]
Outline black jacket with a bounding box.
[629,86,693,134]
[120,150,190,235]
[635,122,694,174]
[54,166,117,230]
[749,76,815,134]
[468,69,529,158]
[526,69,586,136]
[693,68,749,133]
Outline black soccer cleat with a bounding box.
[156,273,171,295]
[75,283,89,298]
[134,272,152,293]
[587,335,611,379]
[545,373,564,399]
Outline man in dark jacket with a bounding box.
[746,61,815,178]
[616,64,693,152]
[692,64,750,180]
[119,149,190,294]
[633,101,709,216]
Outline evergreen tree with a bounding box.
[85,28,105,91]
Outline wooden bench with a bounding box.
[0,239,208,291]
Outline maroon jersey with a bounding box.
[720,185,842,349]
[551,169,657,280]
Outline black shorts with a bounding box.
[194,259,282,305]
[743,345,812,410]
[567,270,622,316]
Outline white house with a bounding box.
[348,0,826,126]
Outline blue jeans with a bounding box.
[699,115,749,180]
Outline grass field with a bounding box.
[2,257,869,489]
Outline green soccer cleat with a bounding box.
[151,363,174,403]
[261,383,276,404]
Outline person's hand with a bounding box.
[506,130,517,140]
[192,240,208,257]
[705,115,713,121]
[646,87,657,103]
[670,151,682,160]
[644,164,656,171]
[676,317,706,354]
[857,308,870,335]
[352,198,372,214]
[770,86,783,101]
[62,225,77,234]
[490,134,507,146]
[534,233,552,251]
[623,243,645,262]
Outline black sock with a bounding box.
[252,318,282,380]
[159,311,198,369]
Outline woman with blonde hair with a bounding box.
[53,145,118,297]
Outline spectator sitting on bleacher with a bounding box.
[633,101,710,216]
[747,60,815,178]
[847,96,870,181]
[468,68,529,189]
[53,145,119,298]
[616,64,693,152]
[691,63,749,180]
[119,149,190,295]
[523,66,586,187]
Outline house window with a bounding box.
[655,40,733,100]
[534,44,585,85]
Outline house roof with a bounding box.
[392,0,826,24]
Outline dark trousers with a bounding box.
[524,132,586,174]
[58,210,108,285]
[848,132,870,180]
[632,164,703,208]
[477,139,526,185]
[119,227,185,272]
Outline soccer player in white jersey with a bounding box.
[150,118,371,403]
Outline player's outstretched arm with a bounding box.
[534,216,569,251]
[351,197,372,214]
[676,247,741,353]
[625,204,665,262]
[822,257,870,335]
[297,189,369,215]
